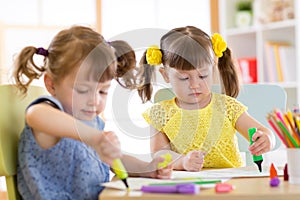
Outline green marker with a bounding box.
[112,159,129,189]
[248,128,263,172]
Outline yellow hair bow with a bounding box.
[146,45,162,65]
[211,33,227,58]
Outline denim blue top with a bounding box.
[17,96,109,200]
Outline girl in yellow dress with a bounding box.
[138,26,275,171]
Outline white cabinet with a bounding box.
[218,0,300,109]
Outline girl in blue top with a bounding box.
[13,25,172,200]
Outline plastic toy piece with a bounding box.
[284,163,289,181]
[270,177,280,187]
[270,163,278,179]
[215,183,235,193]
[269,163,280,187]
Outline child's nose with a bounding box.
[189,78,200,89]
[87,94,101,105]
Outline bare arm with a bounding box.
[235,111,275,156]
[150,126,205,171]
[26,103,121,165]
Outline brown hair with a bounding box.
[109,40,138,89]
[13,26,136,95]
[138,25,239,103]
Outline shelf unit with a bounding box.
[218,0,300,109]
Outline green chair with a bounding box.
[154,84,287,166]
[0,84,46,200]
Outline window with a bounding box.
[0,0,96,83]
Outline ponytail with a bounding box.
[13,46,46,95]
[137,45,162,103]
[109,40,138,90]
[218,48,240,98]
[137,50,157,103]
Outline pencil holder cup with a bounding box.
[287,148,300,184]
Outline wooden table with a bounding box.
[99,177,300,200]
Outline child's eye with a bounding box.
[178,76,189,80]
[200,75,208,79]
[75,88,88,94]
[99,90,108,95]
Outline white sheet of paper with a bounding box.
[172,166,283,179]
[102,166,283,191]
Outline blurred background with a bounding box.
[0,0,212,191]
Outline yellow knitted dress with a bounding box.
[143,93,247,168]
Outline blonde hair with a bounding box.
[138,26,240,103]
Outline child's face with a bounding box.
[161,67,212,106]
[53,69,111,121]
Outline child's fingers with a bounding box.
[250,136,270,155]
[189,150,206,160]
[249,131,266,150]
[157,165,173,179]
[102,131,120,147]
[251,130,263,142]
[183,151,205,171]
[96,131,122,164]
[157,173,172,179]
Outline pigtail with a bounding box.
[13,46,46,95]
[137,51,156,103]
[109,40,137,89]
[218,48,240,98]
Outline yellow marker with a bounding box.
[157,153,172,168]
[112,159,129,189]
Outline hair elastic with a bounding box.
[36,47,48,57]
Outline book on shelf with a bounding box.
[279,46,296,82]
[264,41,295,82]
[264,42,276,82]
[237,57,257,83]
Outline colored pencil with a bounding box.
[267,115,288,147]
[285,113,300,145]
[277,119,297,147]
[271,113,293,147]
[267,109,300,148]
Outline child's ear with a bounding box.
[44,74,55,95]
[159,67,170,83]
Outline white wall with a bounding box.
[0,0,96,83]
[101,0,211,38]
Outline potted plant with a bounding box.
[235,0,253,28]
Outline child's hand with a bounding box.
[248,129,273,156]
[183,150,205,171]
[144,156,173,179]
[95,131,121,165]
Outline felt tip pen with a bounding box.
[141,184,199,194]
[248,128,263,172]
[112,159,129,189]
